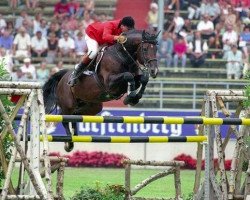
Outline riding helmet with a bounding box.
[119,16,135,29]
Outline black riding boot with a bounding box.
[68,62,85,86]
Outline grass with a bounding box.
[10,167,203,199]
[57,168,201,199]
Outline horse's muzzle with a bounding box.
[150,67,158,79]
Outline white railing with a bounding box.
[140,80,246,109]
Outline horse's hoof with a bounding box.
[136,93,142,99]
[123,97,130,105]
[129,98,139,106]
[123,96,139,106]
[64,142,74,152]
[129,91,137,98]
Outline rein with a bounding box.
[120,40,157,73]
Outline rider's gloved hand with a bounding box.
[115,35,127,44]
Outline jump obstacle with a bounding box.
[45,115,250,125]
[39,135,208,143]
[0,81,249,200]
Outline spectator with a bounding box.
[165,0,180,10]
[11,67,26,81]
[47,32,58,63]
[187,0,201,20]
[74,31,87,57]
[20,57,36,80]
[206,0,221,24]
[225,6,237,27]
[222,24,238,56]
[25,0,38,9]
[47,21,61,39]
[61,15,78,36]
[54,0,70,22]
[188,31,208,68]
[50,66,59,76]
[36,61,50,82]
[173,36,187,72]
[0,30,14,53]
[215,16,226,48]
[56,60,64,70]
[15,9,32,30]
[13,26,31,58]
[68,0,84,19]
[219,1,230,16]
[33,12,43,35]
[76,21,86,35]
[0,14,6,34]
[157,31,173,68]
[225,44,243,79]
[22,19,33,36]
[58,31,75,58]
[240,7,250,24]
[0,48,13,73]
[9,0,18,9]
[200,0,209,16]
[84,0,95,14]
[6,21,15,35]
[239,26,250,61]
[181,19,194,42]
[98,13,108,22]
[31,30,48,57]
[37,19,48,38]
[197,14,215,47]
[167,11,184,33]
[146,2,159,32]
[82,11,94,30]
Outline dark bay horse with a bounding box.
[43,29,159,151]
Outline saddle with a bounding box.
[82,46,107,76]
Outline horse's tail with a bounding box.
[42,69,69,113]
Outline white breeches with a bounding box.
[85,34,99,59]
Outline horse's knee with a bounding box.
[140,74,149,84]
[123,72,134,81]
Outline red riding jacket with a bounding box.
[86,19,122,45]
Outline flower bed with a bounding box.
[174,154,232,170]
[49,151,128,168]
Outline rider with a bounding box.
[68,16,135,86]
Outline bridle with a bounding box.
[119,39,158,73]
[138,40,158,70]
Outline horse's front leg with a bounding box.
[109,72,137,106]
[135,71,149,100]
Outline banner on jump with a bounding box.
[46,109,234,138]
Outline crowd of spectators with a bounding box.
[0,0,109,83]
[151,0,250,79]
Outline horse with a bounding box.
[43,29,159,152]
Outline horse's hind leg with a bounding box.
[72,122,78,136]
[62,122,74,152]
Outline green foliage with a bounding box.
[243,71,250,108]
[183,192,194,200]
[0,58,11,81]
[70,184,125,200]
[0,59,14,186]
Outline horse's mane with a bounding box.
[123,29,159,44]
